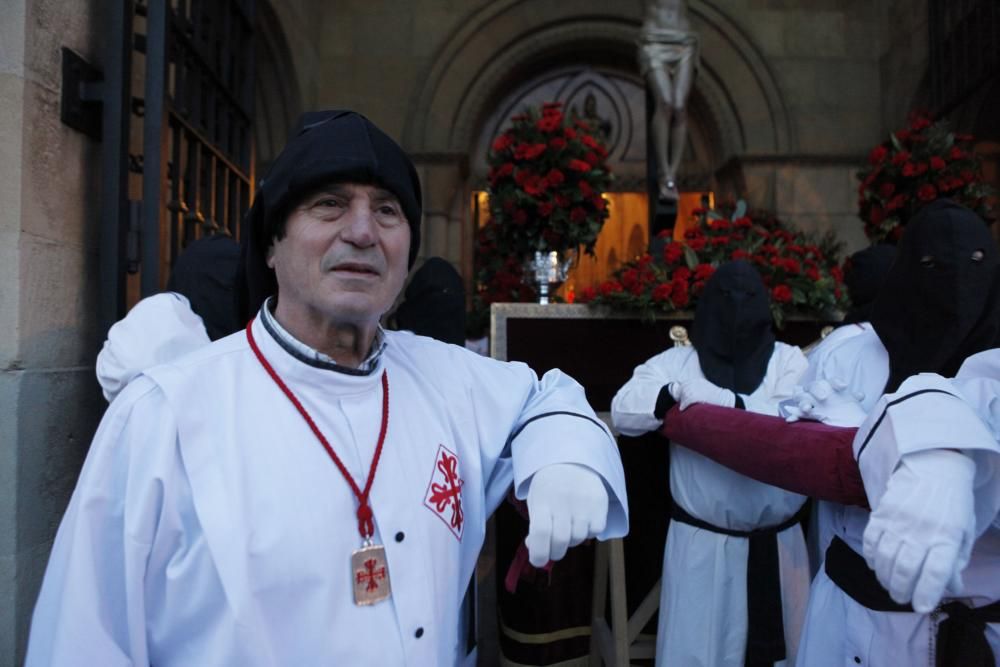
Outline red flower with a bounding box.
[548,137,567,151]
[652,283,673,303]
[868,145,889,165]
[930,156,946,171]
[536,114,561,132]
[578,180,594,198]
[961,169,976,184]
[522,174,547,196]
[599,280,623,296]
[687,237,706,252]
[514,169,532,186]
[538,202,554,216]
[917,183,938,202]
[830,266,844,283]
[673,267,692,282]
[492,134,514,153]
[878,182,895,199]
[902,162,918,177]
[734,216,752,228]
[592,196,607,211]
[891,151,911,166]
[783,258,802,275]
[671,280,690,308]
[584,151,599,166]
[869,204,886,225]
[542,101,563,110]
[694,263,715,281]
[554,194,570,207]
[514,143,547,160]
[772,285,792,303]
[564,127,577,140]
[895,129,912,142]
[949,146,966,161]
[568,159,591,172]
[806,267,821,281]
[578,286,597,303]
[886,194,908,212]
[710,236,730,246]
[664,242,684,264]
[731,249,751,261]
[546,168,565,186]
[570,207,588,223]
[910,116,931,131]
[582,135,599,149]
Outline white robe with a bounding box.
[611,343,810,667]
[796,336,1000,666]
[26,315,629,666]
[800,322,875,573]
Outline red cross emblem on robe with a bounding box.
[424,444,465,540]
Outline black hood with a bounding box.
[871,199,1000,393]
[237,110,422,323]
[691,260,776,394]
[393,257,466,346]
[842,244,897,325]
[166,233,242,341]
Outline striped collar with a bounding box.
[259,297,387,375]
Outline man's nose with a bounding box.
[340,205,377,247]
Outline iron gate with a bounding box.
[97,0,255,332]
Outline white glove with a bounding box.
[862,449,976,613]
[525,463,609,567]
[675,378,736,411]
[780,378,867,427]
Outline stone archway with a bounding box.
[405,0,792,158]
[254,0,304,170]
[403,0,793,275]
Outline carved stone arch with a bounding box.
[405,0,793,159]
[254,0,304,169]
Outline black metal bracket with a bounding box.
[60,47,104,140]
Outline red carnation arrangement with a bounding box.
[485,102,613,254]
[469,103,614,334]
[857,113,994,243]
[578,204,847,327]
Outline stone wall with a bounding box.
[0,0,105,662]
[268,0,899,259]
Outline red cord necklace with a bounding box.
[246,318,392,605]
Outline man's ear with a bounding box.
[265,243,276,269]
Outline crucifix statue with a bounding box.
[638,0,699,202]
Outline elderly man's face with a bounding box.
[267,182,411,327]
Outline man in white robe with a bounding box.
[26,110,628,666]
[611,260,810,667]
[793,200,1000,666]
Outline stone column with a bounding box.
[411,153,470,277]
[0,1,105,663]
[716,155,869,255]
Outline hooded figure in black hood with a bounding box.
[841,244,897,325]
[392,257,466,346]
[237,110,423,323]
[871,199,1000,394]
[692,260,776,395]
[611,259,809,666]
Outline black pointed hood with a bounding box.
[692,260,775,394]
[166,233,241,341]
[842,244,897,325]
[237,110,422,323]
[871,199,1000,393]
[393,257,466,345]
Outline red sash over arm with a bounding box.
[659,404,869,508]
